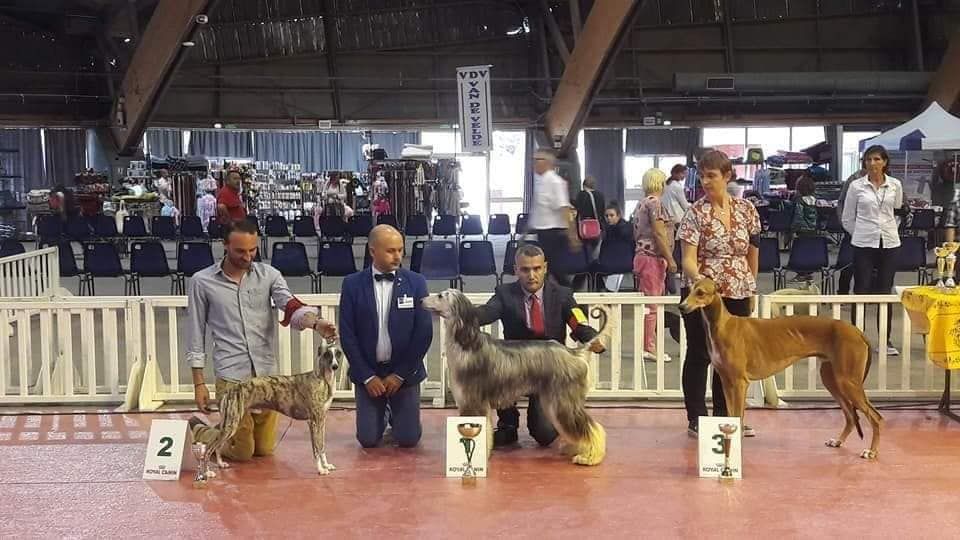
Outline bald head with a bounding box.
[369,224,404,272]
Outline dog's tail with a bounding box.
[576,305,617,361]
[851,335,883,440]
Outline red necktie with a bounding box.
[530,294,545,336]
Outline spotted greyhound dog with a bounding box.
[205,341,343,475]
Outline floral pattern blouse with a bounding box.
[677,197,761,299]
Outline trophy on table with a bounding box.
[457,422,483,486]
[935,245,951,288]
[192,442,210,488]
[718,423,739,480]
[936,242,960,288]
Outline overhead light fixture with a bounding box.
[182,41,195,47]
[213,122,223,129]
[123,37,131,43]
[663,120,672,126]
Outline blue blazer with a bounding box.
[339,267,433,386]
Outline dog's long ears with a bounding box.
[452,293,483,351]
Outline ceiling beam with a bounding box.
[543,0,643,155]
[110,0,212,155]
[539,0,570,65]
[568,0,582,42]
[926,28,960,111]
[321,0,343,123]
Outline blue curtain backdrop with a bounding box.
[188,130,252,157]
[146,128,184,157]
[253,131,341,172]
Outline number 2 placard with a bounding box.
[142,419,191,481]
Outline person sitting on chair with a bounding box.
[476,244,605,447]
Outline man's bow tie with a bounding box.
[375,272,396,282]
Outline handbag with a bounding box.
[578,190,602,241]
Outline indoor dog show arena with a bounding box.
[2,1,960,538]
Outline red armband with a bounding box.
[279,297,308,327]
[566,307,588,331]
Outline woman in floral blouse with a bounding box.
[677,150,760,438]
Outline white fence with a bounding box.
[0,292,955,409]
[0,246,59,298]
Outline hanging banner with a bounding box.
[457,65,493,153]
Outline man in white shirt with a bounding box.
[661,164,691,226]
[339,225,433,447]
[528,150,579,286]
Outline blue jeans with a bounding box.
[354,382,422,448]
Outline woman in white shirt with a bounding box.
[841,145,904,356]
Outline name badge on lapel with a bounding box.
[398,295,414,309]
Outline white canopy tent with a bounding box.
[860,102,960,151]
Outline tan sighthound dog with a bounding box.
[679,278,883,459]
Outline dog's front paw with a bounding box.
[205,468,218,479]
[317,466,331,476]
[324,462,336,471]
[860,449,878,460]
[572,454,601,466]
[825,438,842,448]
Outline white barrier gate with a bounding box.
[0,292,956,408]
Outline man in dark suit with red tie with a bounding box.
[476,244,604,447]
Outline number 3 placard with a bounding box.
[142,419,192,481]
[697,416,743,479]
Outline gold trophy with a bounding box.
[945,242,960,288]
[191,442,209,488]
[935,246,951,288]
[718,423,739,480]
[457,422,483,486]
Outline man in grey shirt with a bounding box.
[186,219,337,461]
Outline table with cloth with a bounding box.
[900,286,960,422]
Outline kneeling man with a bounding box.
[340,225,433,447]
[477,244,604,447]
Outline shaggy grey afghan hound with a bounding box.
[422,289,614,465]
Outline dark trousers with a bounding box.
[852,243,900,343]
[354,380,422,448]
[838,233,854,294]
[497,395,558,447]
[680,291,752,423]
[535,228,571,287]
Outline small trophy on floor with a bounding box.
[718,424,739,480]
[457,422,482,486]
[192,442,209,488]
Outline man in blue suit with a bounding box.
[339,224,433,448]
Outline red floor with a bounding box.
[1,407,958,538]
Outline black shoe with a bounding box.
[493,428,519,447]
[687,421,698,438]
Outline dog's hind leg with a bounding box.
[820,361,856,449]
[842,380,883,460]
[549,400,605,466]
[308,416,334,475]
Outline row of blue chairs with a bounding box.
[757,235,929,293]
[57,241,215,296]
[268,238,640,293]
[762,207,938,245]
[261,213,529,241]
[37,212,535,252]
